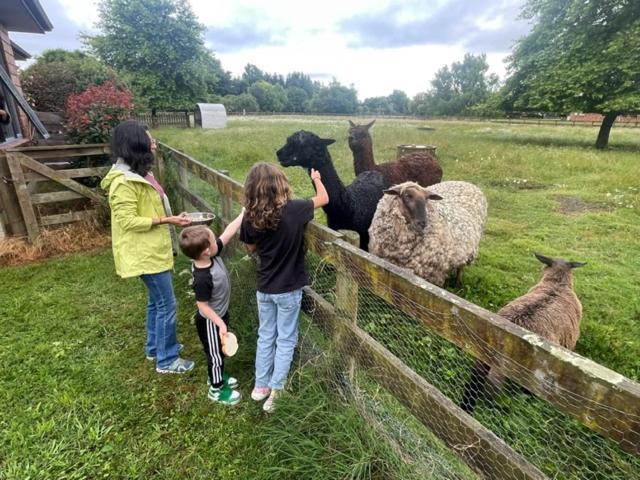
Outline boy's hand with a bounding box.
[219,323,228,336]
[310,169,321,182]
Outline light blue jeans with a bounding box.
[255,288,303,390]
[140,270,181,369]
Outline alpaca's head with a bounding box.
[534,253,586,284]
[348,119,375,152]
[277,130,335,169]
[384,182,443,233]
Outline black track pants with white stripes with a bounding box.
[195,312,229,388]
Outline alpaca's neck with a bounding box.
[311,153,349,213]
[352,137,376,172]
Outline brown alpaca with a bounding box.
[348,119,443,187]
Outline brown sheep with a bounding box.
[348,119,443,188]
[460,253,586,413]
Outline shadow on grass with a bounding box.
[485,133,640,153]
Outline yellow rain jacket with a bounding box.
[101,160,176,278]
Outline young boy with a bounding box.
[179,210,244,405]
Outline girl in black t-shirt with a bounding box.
[240,162,328,412]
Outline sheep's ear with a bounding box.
[321,138,336,146]
[568,261,586,269]
[428,193,443,201]
[348,120,357,127]
[534,252,554,267]
[366,119,376,129]
[384,187,402,196]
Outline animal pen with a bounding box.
[1,142,639,479]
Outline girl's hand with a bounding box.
[310,168,321,182]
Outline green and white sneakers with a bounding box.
[208,386,241,406]
[207,372,239,390]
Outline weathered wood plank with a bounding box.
[40,209,97,226]
[0,151,27,236]
[326,239,640,454]
[303,288,548,480]
[175,183,216,214]
[159,143,243,203]
[9,144,110,159]
[6,152,39,240]
[31,191,86,204]
[15,153,107,206]
[24,166,111,183]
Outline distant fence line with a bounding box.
[127,109,640,129]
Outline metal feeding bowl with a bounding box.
[187,212,216,226]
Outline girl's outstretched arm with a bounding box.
[310,168,329,208]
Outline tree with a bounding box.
[222,93,259,113]
[388,90,410,114]
[20,49,117,112]
[285,86,309,112]
[85,0,214,109]
[361,96,392,115]
[247,81,286,112]
[307,80,358,114]
[414,53,497,116]
[504,0,640,148]
[285,72,315,96]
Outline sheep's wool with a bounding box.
[369,181,487,286]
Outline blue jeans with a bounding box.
[255,288,303,390]
[140,271,181,368]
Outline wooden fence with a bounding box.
[157,143,640,480]
[133,111,191,128]
[0,144,110,240]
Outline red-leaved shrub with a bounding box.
[66,82,134,144]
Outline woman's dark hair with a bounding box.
[111,120,154,176]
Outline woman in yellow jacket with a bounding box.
[101,120,194,374]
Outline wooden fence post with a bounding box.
[6,152,39,241]
[177,163,188,212]
[335,230,360,382]
[0,151,27,237]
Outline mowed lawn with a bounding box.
[156,117,640,380]
[2,249,467,480]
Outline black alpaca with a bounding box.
[276,130,386,250]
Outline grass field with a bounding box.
[2,248,476,479]
[155,117,640,381]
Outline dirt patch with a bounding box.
[487,179,547,190]
[555,196,612,215]
[0,220,111,267]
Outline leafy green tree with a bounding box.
[414,53,498,116]
[361,96,392,115]
[307,80,358,114]
[285,72,315,96]
[247,81,286,112]
[504,0,640,148]
[222,93,259,113]
[85,0,215,109]
[285,86,309,112]
[388,90,410,114]
[20,49,117,111]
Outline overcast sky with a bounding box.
[12,0,531,99]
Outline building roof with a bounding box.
[11,40,31,61]
[0,0,53,34]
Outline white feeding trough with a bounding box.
[194,103,227,129]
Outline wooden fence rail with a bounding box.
[156,142,640,478]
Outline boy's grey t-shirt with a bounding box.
[192,238,231,317]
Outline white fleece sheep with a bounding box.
[368,181,488,286]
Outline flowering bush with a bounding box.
[65,82,134,144]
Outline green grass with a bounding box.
[0,248,470,479]
[155,117,640,381]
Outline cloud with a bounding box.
[12,0,89,64]
[339,0,529,53]
[206,21,288,53]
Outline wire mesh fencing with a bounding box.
[159,144,640,480]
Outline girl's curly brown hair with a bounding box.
[243,162,292,231]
